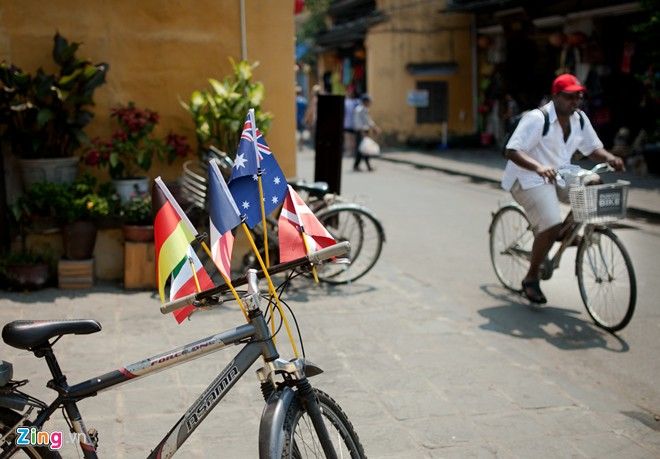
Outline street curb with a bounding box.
[377,154,660,223]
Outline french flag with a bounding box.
[208,160,242,279]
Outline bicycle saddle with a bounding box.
[2,320,102,350]
[290,179,328,198]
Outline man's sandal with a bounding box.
[521,279,547,304]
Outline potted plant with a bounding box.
[0,32,108,187]
[121,193,153,242]
[58,175,111,260]
[83,102,191,202]
[1,201,55,290]
[182,59,273,158]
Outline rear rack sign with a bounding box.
[597,188,623,216]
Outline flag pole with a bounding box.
[257,175,270,268]
[187,257,202,292]
[300,230,319,283]
[241,222,300,358]
[198,240,249,321]
[155,177,248,321]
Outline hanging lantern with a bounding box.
[567,31,587,46]
[477,35,492,50]
[548,32,566,48]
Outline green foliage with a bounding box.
[12,175,112,226]
[121,193,152,225]
[0,32,108,158]
[182,59,273,158]
[296,0,330,64]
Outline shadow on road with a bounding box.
[478,284,629,353]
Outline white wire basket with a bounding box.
[568,180,630,223]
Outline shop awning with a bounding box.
[316,12,386,49]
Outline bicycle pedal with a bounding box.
[87,428,99,448]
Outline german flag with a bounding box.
[152,177,198,302]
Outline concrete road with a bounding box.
[0,151,657,458]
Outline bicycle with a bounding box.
[489,163,637,332]
[182,147,385,285]
[0,242,367,458]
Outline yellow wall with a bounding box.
[367,0,474,141]
[0,0,296,179]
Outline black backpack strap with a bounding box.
[539,107,550,136]
[577,110,585,130]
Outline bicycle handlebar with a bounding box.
[159,241,351,315]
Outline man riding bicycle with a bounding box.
[502,73,624,304]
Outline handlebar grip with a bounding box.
[160,292,197,315]
[307,241,350,264]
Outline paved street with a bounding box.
[1,148,659,458]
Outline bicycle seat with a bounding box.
[290,179,328,198]
[2,320,102,350]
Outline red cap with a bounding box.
[552,73,586,95]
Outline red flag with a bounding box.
[278,185,335,262]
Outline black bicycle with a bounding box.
[0,242,366,458]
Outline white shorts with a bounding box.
[511,172,599,234]
[511,181,564,234]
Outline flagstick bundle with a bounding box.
[153,177,247,322]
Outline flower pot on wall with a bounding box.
[19,157,79,188]
[123,224,154,242]
[3,262,50,290]
[63,221,98,260]
[113,177,149,204]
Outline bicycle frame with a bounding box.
[3,309,279,459]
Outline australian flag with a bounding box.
[228,109,287,228]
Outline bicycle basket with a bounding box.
[568,180,630,223]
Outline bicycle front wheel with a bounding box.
[315,205,384,284]
[576,227,636,332]
[489,205,534,292]
[280,389,365,458]
[0,408,61,458]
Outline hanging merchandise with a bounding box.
[342,58,352,86]
[621,41,635,74]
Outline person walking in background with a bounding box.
[304,84,321,146]
[353,93,380,172]
[343,87,359,156]
[295,85,308,150]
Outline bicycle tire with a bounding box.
[0,408,61,458]
[489,205,534,292]
[279,389,366,459]
[314,205,384,285]
[576,227,636,332]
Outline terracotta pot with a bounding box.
[123,224,154,242]
[3,263,50,290]
[63,221,98,260]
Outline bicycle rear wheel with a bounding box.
[576,227,636,332]
[489,205,534,292]
[279,389,365,458]
[0,408,61,458]
[315,205,384,284]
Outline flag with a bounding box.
[169,247,214,323]
[153,177,199,302]
[278,185,336,262]
[229,109,287,228]
[208,160,242,278]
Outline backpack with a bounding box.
[501,107,584,156]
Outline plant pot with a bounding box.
[63,221,98,260]
[123,224,154,242]
[3,262,50,290]
[19,157,79,188]
[113,177,150,204]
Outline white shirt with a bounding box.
[501,101,603,191]
[353,103,374,132]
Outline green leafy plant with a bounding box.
[0,32,108,159]
[121,193,152,225]
[83,102,191,179]
[182,59,273,158]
